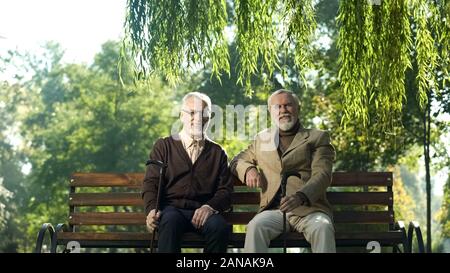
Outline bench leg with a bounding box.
[407,221,425,253]
[35,223,55,253]
[393,221,410,253]
[51,223,69,253]
[392,245,404,253]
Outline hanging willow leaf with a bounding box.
[438,0,450,87]
[124,0,229,84]
[123,0,448,132]
[376,0,412,131]
[235,0,279,96]
[283,0,317,85]
[336,0,441,131]
[337,0,371,128]
[413,0,439,109]
[122,0,318,96]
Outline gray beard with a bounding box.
[278,119,296,131]
[185,122,209,140]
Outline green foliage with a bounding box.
[0,41,184,252]
[0,178,12,230]
[439,176,450,238]
[336,0,372,128]
[284,0,316,85]
[392,167,416,223]
[124,0,449,134]
[337,0,412,131]
[235,0,278,96]
[124,0,317,96]
[124,0,229,84]
[0,81,28,252]
[413,0,438,109]
[440,0,450,87]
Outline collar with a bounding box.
[179,129,206,148]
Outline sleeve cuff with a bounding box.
[235,161,255,184]
[202,204,219,214]
[296,191,311,207]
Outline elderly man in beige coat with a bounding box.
[230,89,336,253]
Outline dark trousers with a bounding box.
[157,206,231,253]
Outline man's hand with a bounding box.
[280,193,307,213]
[146,209,161,233]
[191,205,215,229]
[245,167,261,188]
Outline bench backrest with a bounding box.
[68,172,395,232]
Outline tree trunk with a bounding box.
[423,93,432,253]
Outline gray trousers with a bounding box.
[244,210,336,253]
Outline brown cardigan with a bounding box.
[142,135,233,215]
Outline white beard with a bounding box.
[185,122,208,140]
[278,119,296,131]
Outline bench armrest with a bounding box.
[407,221,425,253]
[395,220,406,230]
[50,223,69,253]
[35,223,55,253]
[393,220,410,253]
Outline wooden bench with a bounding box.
[35,172,420,253]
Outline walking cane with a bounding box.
[280,171,302,253]
[146,159,167,253]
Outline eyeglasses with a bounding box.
[271,103,294,111]
[181,109,210,119]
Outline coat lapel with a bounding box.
[281,126,309,157]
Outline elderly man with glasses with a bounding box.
[142,92,233,253]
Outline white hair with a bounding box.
[267,89,300,110]
[181,91,212,118]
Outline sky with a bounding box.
[0,0,126,64]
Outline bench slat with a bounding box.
[69,212,257,225]
[69,211,393,226]
[57,231,404,242]
[71,173,143,188]
[71,173,243,187]
[69,212,145,225]
[331,172,392,186]
[70,172,393,187]
[70,193,142,206]
[327,192,393,205]
[69,192,393,206]
[69,192,261,206]
[334,211,393,224]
